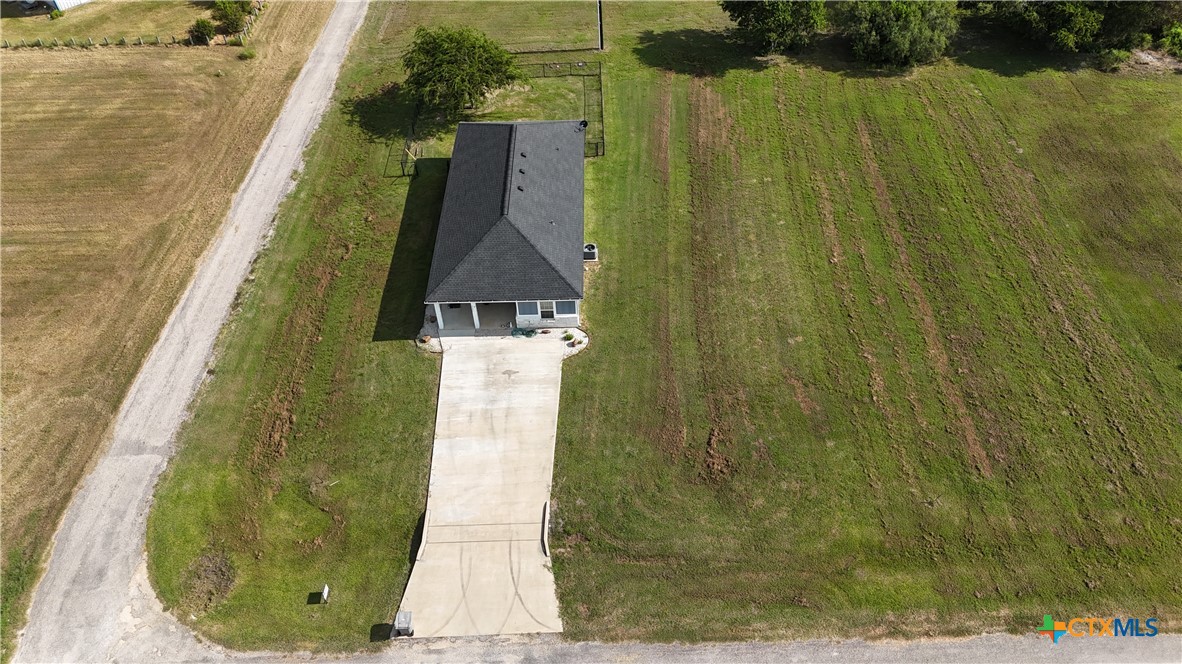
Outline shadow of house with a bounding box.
[633,28,769,77]
[372,158,449,341]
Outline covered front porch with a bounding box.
[431,302,518,337]
[429,300,581,337]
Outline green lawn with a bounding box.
[1,0,206,43]
[148,0,1182,650]
[145,4,598,652]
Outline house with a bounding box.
[425,120,586,335]
[46,0,95,10]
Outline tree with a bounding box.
[1162,22,1182,56]
[837,1,959,66]
[189,18,217,44]
[212,0,247,34]
[993,1,1102,51]
[993,1,1182,52]
[401,26,519,115]
[719,0,828,53]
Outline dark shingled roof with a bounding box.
[424,121,585,303]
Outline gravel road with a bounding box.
[12,1,1180,662]
[12,1,369,661]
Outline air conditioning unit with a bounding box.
[583,243,599,262]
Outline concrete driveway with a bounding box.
[399,335,565,637]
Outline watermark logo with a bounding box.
[1039,615,1159,644]
[1039,615,1068,643]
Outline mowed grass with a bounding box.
[146,0,1182,651]
[145,2,594,651]
[0,2,333,658]
[0,0,206,42]
[367,0,598,53]
[551,3,1182,640]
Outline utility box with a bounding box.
[393,610,414,637]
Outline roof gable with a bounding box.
[426,218,581,302]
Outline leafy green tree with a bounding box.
[1162,22,1182,56]
[994,1,1102,51]
[993,1,1182,52]
[212,0,247,34]
[837,1,959,66]
[189,18,217,44]
[719,0,828,53]
[401,26,519,115]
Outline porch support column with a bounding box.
[433,302,444,330]
[470,302,481,329]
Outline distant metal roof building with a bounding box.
[425,121,586,304]
[50,0,97,11]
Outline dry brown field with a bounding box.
[0,1,334,652]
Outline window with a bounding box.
[540,301,555,319]
[556,301,577,315]
[516,301,538,316]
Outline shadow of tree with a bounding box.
[342,82,415,141]
[343,82,479,141]
[633,28,768,76]
[634,28,913,79]
[782,34,913,79]
[372,158,449,341]
[946,14,1093,77]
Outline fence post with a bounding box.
[597,0,604,50]
[103,37,109,45]
[21,39,27,47]
[36,38,43,47]
[137,36,143,45]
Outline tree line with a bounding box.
[720,1,1182,67]
[395,3,1182,120]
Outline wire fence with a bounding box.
[1,3,262,50]
[394,59,606,178]
[519,60,606,158]
[398,139,422,178]
[518,60,602,78]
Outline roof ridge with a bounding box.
[502,213,581,295]
[501,124,517,215]
[425,213,511,301]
